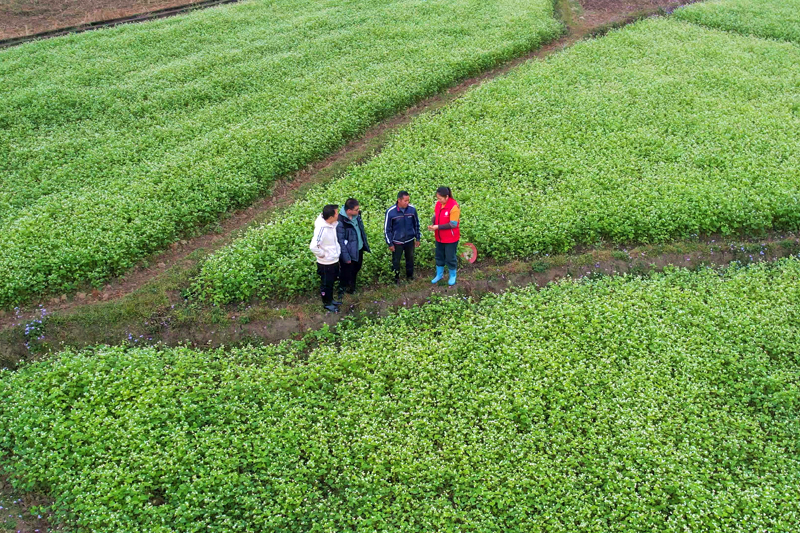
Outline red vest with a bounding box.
[434,198,460,243]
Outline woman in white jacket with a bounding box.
[310,204,342,312]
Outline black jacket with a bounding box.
[336,212,371,263]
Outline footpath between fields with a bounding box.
[2,234,797,369]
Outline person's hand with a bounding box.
[389,245,395,252]
[427,225,436,231]
[415,240,421,248]
[345,260,351,264]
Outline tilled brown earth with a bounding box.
[0,0,210,40]
[575,0,701,30]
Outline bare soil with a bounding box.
[0,0,212,39]
[0,476,55,533]
[3,235,796,368]
[115,241,800,349]
[0,0,694,41]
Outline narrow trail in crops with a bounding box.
[2,234,798,366]
[0,0,701,334]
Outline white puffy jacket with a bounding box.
[309,215,341,265]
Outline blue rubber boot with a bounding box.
[431,266,445,284]
[448,269,457,286]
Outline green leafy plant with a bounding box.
[3,259,800,531]
[0,0,563,307]
[196,17,800,304]
[674,0,800,43]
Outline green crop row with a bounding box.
[674,0,800,43]
[195,17,800,304]
[0,0,563,308]
[4,260,800,531]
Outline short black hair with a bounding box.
[322,204,338,220]
[344,198,359,211]
[397,190,410,200]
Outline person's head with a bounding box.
[397,191,410,209]
[344,198,360,217]
[435,186,453,205]
[322,204,339,222]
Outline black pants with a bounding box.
[391,241,415,280]
[317,262,339,306]
[339,249,364,295]
[435,240,458,271]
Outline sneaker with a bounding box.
[331,300,343,307]
[324,304,339,313]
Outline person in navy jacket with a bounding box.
[384,191,421,283]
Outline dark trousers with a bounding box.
[339,249,364,295]
[435,240,458,271]
[391,241,416,280]
[317,262,339,306]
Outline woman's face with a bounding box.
[436,194,447,205]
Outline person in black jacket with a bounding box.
[384,191,420,283]
[336,198,371,297]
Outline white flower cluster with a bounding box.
[0,0,563,307]
[197,16,800,304]
[2,259,800,531]
[674,0,800,43]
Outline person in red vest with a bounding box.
[427,186,460,286]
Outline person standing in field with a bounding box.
[384,191,421,284]
[427,186,460,286]
[337,198,371,298]
[310,204,342,312]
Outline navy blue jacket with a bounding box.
[337,212,370,263]
[384,204,421,246]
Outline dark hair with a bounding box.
[344,198,359,211]
[397,190,410,200]
[322,204,339,220]
[436,186,454,200]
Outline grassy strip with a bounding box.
[674,0,800,43]
[0,0,563,308]
[195,17,800,304]
[3,259,800,531]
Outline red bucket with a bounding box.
[460,242,478,264]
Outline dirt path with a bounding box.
[0,0,700,331]
[0,0,223,41]
[3,233,796,368]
